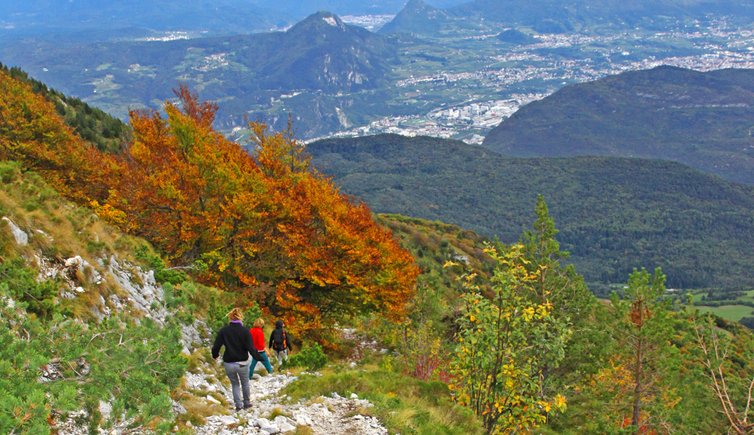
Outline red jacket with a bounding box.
[250,327,266,351]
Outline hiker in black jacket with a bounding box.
[268,320,290,367]
[212,308,261,411]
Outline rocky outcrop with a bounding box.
[2,216,28,245]
[106,255,168,324]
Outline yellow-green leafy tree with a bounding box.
[449,243,568,433]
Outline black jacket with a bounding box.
[212,322,261,362]
[269,325,289,351]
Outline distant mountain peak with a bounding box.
[290,11,347,34]
[379,0,450,34]
[404,0,429,11]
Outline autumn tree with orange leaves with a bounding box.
[0,70,417,340]
[0,68,113,203]
[104,87,418,339]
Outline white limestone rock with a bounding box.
[2,217,28,245]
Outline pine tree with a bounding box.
[610,268,680,432]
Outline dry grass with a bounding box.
[267,407,291,420]
[0,162,169,319]
[343,405,374,419]
[173,376,228,426]
[293,426,315,435]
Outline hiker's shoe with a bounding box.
[243,404,252,410]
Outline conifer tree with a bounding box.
[609,268,679,431]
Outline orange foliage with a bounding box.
[0,73,418,340]
[112,90,418,336]
[0,69,113,202]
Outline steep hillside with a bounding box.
[483,66,754,185]
[0,66,417,341]
[0,160,236,432]
[0,63,129,152]
[308,134,754,292]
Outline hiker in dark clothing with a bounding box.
[212,308,261,411]
[268,320,290,367]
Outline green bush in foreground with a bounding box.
[287,344,328,371]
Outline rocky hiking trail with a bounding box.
[188,328,389,435]
[189,365,388,435]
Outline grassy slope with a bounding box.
[308,133,754,294]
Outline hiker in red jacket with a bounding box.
[248,318,274,377]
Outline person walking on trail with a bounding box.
[211,308,261,411]
[269,319,290,367]
[249,318,274,376]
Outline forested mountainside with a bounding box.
[378,0,455,35]
[0,63,129,152]
[308,133,754,293]
[483,66,754,185]
[452,0,754,31]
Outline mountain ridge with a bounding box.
[0,11,399,136]
[452,0,754,31]
[379,0,453,35]
[482,66,754,185]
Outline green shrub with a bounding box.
[135,245,186,285]
[287,344,327,371]
[243,303,263,327]
[0,161,21,183]
[0,256,59,318]
[0,272,187,433]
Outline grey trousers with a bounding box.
[224,362,250,409]
[274,349,288,366]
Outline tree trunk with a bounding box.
[631,336,644,431]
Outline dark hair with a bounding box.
[275,320,284,328]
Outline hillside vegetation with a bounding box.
[0,160,233,432]
[483,66,754,185]
[308,133,754,294]
[1,62,129,153]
